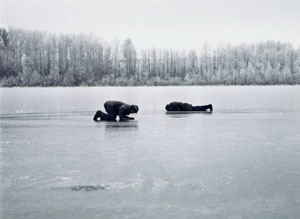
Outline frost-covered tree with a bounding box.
[1,28,300,86]
[121,39,137,79]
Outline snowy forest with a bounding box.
[1,28,300,86]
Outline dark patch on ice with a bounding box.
[71,185,105,191]
[52,184,106,192]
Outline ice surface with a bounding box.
[1,86,300,219]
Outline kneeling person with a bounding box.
[165,102,213,112]
[94,100,139,121]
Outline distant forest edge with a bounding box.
[1,28,300,87]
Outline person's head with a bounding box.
[130,105,139,113]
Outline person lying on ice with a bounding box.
[93,100,139,121]
[165,102,213,112]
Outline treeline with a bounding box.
[1,28,300,86]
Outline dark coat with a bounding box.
[165,102,193,111]
[104,101,132,119]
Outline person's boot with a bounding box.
[93,110,102,121]
[208,104,213,112]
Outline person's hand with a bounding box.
[123,116,134,120]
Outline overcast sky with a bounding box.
[1,0,299,49]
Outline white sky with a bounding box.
[1,0,300,49]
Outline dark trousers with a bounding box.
[192,104,212,111]
[93,110,116,121]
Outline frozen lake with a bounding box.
[1,86,300,219]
